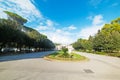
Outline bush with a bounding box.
[60,47,69,57]
[95,51,106,55]
[62,47,68,53]
[107,53,120,57]
[45,51,88,61]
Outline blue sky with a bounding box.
[0,0,120,44]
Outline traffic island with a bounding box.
[44,50,89,62]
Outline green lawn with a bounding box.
[45,51,88,61]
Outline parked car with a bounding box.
[1,48,20,53]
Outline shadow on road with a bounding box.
[0,51,55,62]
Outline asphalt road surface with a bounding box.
[0,51,120,80]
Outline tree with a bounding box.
[4,11,27,25]
[0,11,55,53]
[92,18,120,52]
[72,38,93,51]
[73,17,120,53]
[110,31,120,51]
[87,36,93,51]
[61,47,69,57]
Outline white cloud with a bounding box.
[35,23,77,44]
[92,14,104,25]
[63,25,77,31]
[68,25,77,30]
[78,14,105,39]
[87,14,104,25]
[79,24,104,39]
[0,0,43,22]
[35,19,56,31]
[0,11,7,19]
[46,20,54,27]
[42,29,77,44]
[36,26,48,31]
[44,25,77,44]
[56,29,62,33]
[38,24,78,44]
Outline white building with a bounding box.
[56,44,65,50]
[66,45,74,53]
[56,44,74,53]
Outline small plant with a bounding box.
[61,47,69,57]
[62,47,68,53]
[95,51,106,55]
[45,51,88,61]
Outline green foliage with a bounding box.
[61,47,69,57]
[107,53,120,57]
[4,11,27,25]
[46,51,87,61]
[72,17,120,55]
[70,53,86,59]
[94,51,106,55]
[0,11,55,53]
[92,18,120,52]
[62,47,68,53]
[72,38,93,51]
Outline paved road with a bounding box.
[0,51,120,80]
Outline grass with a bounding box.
[93,51,106,55]
[106,53,120,57]
[44,51,88,61]
[76,50,120,58]
[91,51,120,57]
